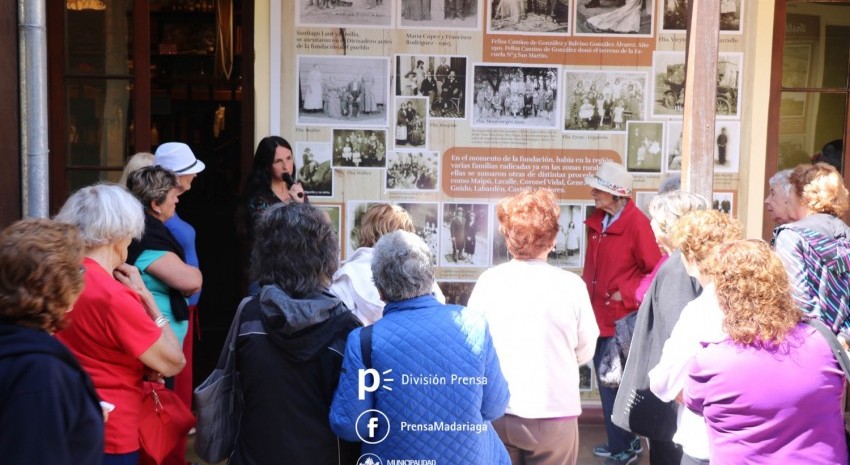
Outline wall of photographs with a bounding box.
[278,0,749,355]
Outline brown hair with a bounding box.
[0,219,85,332]
[497,189,560,259]
[359,204,415,248]
[790,163,850,216]
[715,240,801,346]
[671,210,743,279]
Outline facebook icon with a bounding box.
[355,409,390,444]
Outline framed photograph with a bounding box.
[574,0,655,38]
[396,54,468,119]
[398,0,481,30]
[385,151,440,192]
[549,203,585,268]
[471,64,560,129]
[437,281,477,306]
[394,202,440,263]
[488,0,569,35]
[295,142,333,197]
[331,129,387,169]
[297,0,393,28]
[634,190,656,217]
[440,203,490,267]
[344,200,380,259]
[314,204,342,257]
[780,92,807,119]
[651,51,743,119]
[714,121,741,173]
[563,70,648,133]
[665,120,683,172]
[712,191,736,216]
[296,55,390,128]
[782,44,811,88]
[660,0,743,33]
[394,96,429,150]
[626,121,664,173]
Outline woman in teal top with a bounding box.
[126,167,202,348]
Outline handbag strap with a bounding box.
[807,318,850,381]
[359,325,373,370]
[218,296,254,371]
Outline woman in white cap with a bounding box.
[582,161,661,465]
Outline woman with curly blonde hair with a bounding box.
[774,162,850,345]
[648,210,743,465]
[468,189,599,465]
[685,240,847,465]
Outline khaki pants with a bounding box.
[493,414,579,465]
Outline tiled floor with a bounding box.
[187,423,651,465]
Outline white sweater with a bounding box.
[467,259,599,418]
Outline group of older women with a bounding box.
[3,147,850,465]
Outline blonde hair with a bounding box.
[118,152,155,187]
[671,210,743,279]
[359,204,414,248]
[497,189,560,259]
[715,240,801,346]
[790,163,850,216]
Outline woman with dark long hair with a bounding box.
[243,136,307,238]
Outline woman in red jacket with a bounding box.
[582,161,661,465]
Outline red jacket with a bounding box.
[582,201,661,337]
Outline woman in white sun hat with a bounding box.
[582,161,661,465]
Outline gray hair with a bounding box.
[658,174,681,194]
[768,169,793,196]
[648,191,709,239]
[54,183,145,247]
[371,230,434,303]
[126,165,179,213]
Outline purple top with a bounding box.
[685,323,848,465]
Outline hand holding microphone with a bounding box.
[282,173,306,202]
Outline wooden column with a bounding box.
[681,0,720,202]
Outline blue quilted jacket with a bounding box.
[330,294,510,464]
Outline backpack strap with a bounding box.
[807,318,850,381]
[359,325,373,370]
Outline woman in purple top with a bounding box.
[685,240,847,465]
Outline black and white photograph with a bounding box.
[297,55,390,127]
[488,0,570,34]
[344,200,380,259]
[472,64,560,129]
[332,129,387,169]
[440,203,490,267]
[549,203,585,268]
[563,70,647,132]
[712,191,735,216]
[399,0,480,29]
[491,204,510,266]
[297,0,393,28]
[574,0,654,37]
[314,204,342,257]
[394,97,429,149]
[660,0,742,33]
[665,120,683,172]
[438,281,477,306]
[295,142,334,197]
[626,121,664,173]
[396,55,467,119]
[385,151,440,192]
[651,51,743,119]
[395,202,440,263]
[714,121,741,173]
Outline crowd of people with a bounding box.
[567,77,644,130]
[333,131,386,167]
[386,152,438,190]
[303,65,381,120]
[3,134,850,465]
[474,69,557,120]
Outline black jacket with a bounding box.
[0,321,104,464]
[230,285,361,465]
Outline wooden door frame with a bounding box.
[0,0,20,226]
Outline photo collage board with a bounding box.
[282,0,749,295]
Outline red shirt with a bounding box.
[583,201,661,337]
[56,258,161,453]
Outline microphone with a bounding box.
[282,173,304,199]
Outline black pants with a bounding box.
[649,438,683,465]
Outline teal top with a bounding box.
[134,250,188,347]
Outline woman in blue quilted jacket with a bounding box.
[330,230,511,465]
